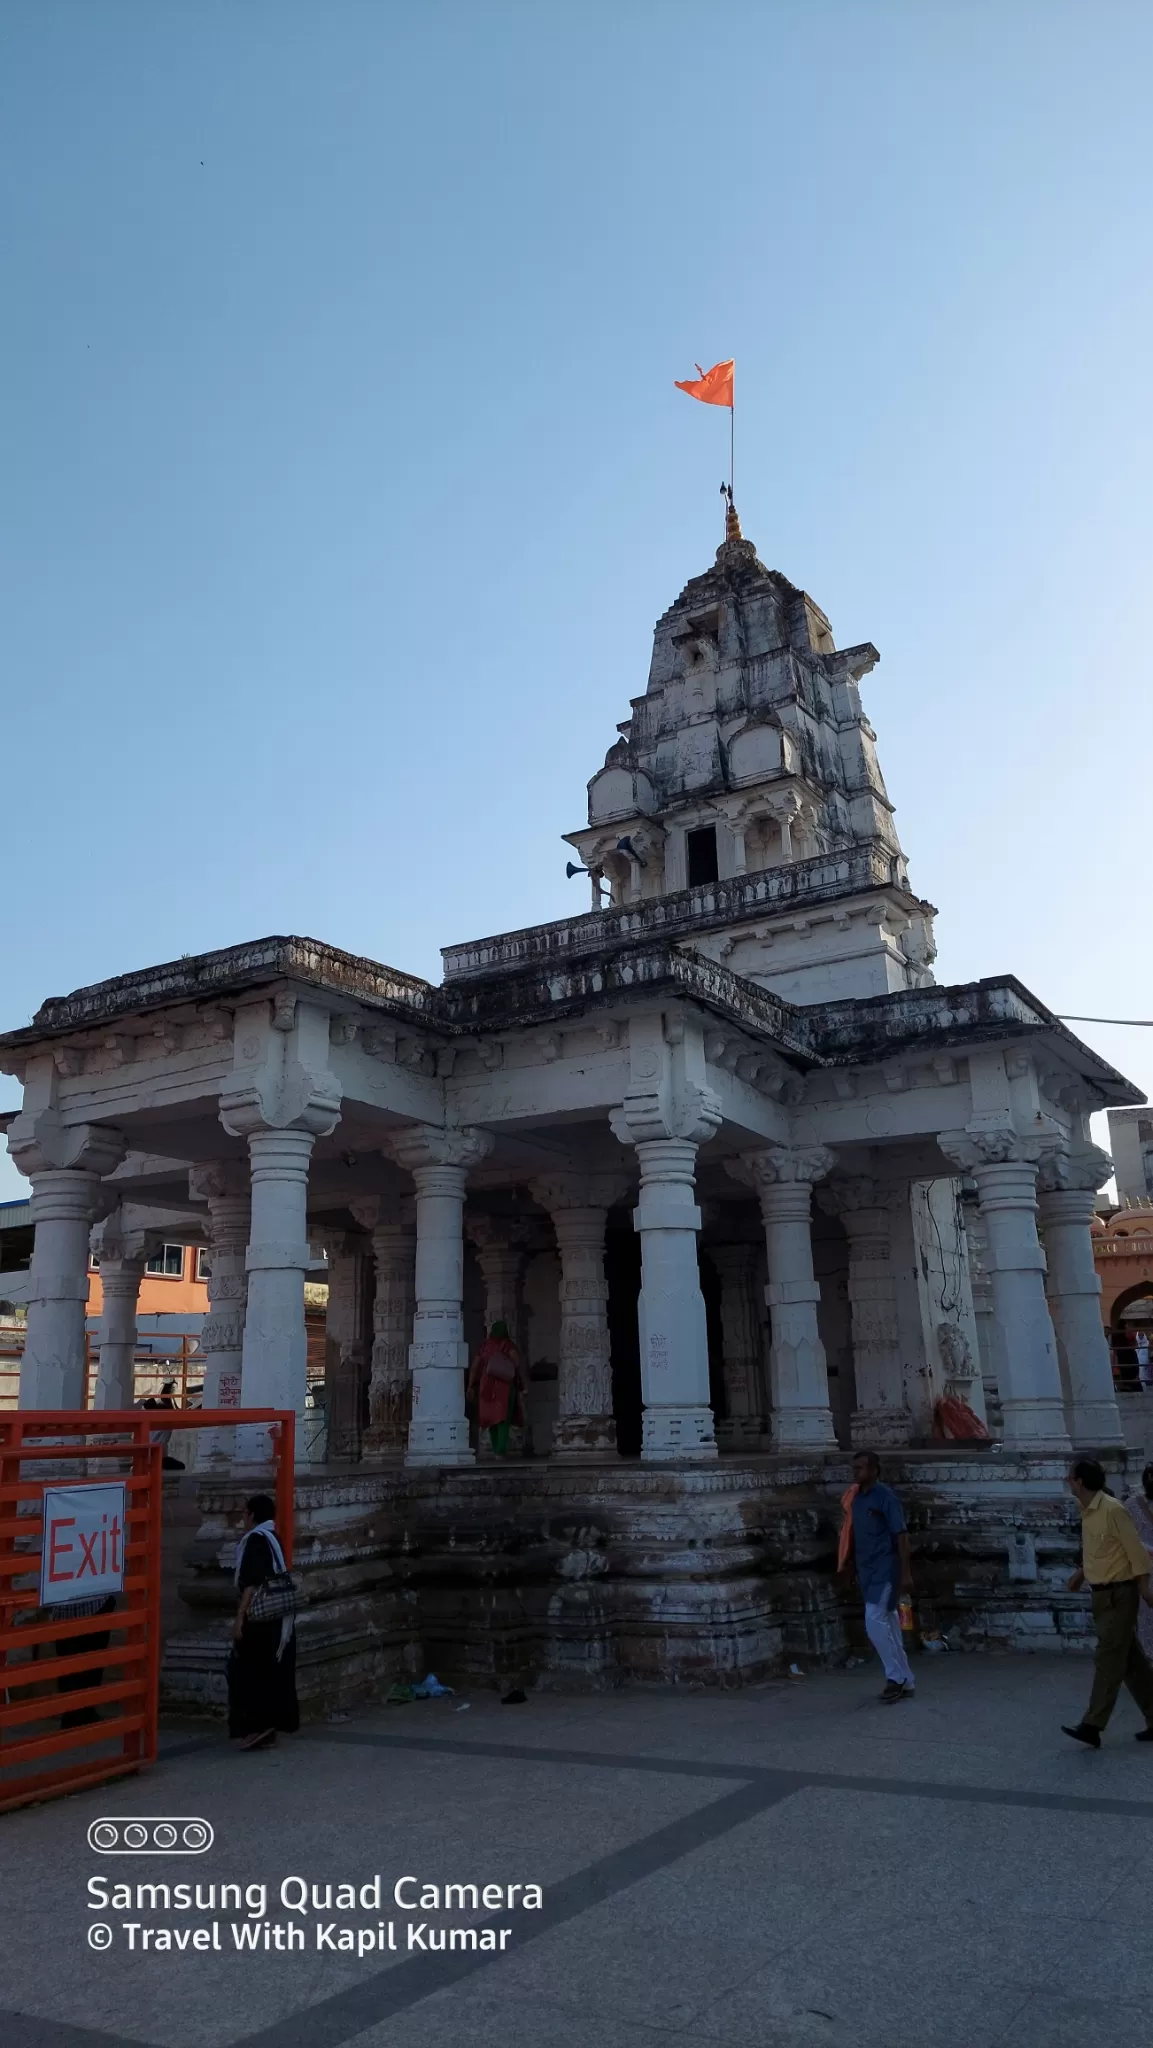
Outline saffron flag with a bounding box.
[675,359,734,408]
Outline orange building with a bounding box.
[88,1239,208,1319]
[0,1200,209,1320]
[1092,1205,1153,1382]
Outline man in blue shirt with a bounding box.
[846,1451,915,1702]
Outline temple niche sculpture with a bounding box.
[1,503,1144,1706]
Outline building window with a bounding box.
[686,825,719,886]
[195,1246,211,1281]
[146,1244,185,1279]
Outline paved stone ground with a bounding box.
[3,1651,1153,2048]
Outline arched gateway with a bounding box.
[1,503,1145,1700]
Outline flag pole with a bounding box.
[730,398,734,499]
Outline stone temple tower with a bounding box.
[563,504,937,1004]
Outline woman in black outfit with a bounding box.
[227,1492,299,1751]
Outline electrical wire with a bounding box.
[1057,1015,1153,1026]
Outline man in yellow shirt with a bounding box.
[1062,1457,1153,1748]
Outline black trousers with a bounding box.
[57,1606,115,1728]
[1085,1581,1153,1730]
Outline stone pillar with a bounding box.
[958,1185,1001,1427]
[467,1216,537,1459]
[939,1131,1069,1453]
[816,1177,912,1447]
[90,1209,151,1410]
[236,1129,319,1459]
[1038,1144,1124,1448]
[6,1116,125,1410]
[188,1165,250,1467]
[352,1199,416,1459]
[323,1232,372,1462]
[530,1174,628,1460]
[386,1125,494,1466]
[707,1243,768,1448]
[728,1145,838,1447]
[219,996,341,1463]
[94,1258,144,1409]
[610,1021,722,1460]
[634,1139,717,1461]
[467,1217,529,1352]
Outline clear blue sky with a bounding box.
[3,1,1150,1202]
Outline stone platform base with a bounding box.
[160,1447,1133,1719]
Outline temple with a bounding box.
[1,507,1144,1706]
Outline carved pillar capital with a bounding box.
[348,1194,415,1235]
[609,1085,722,1150]
[7,1110,125,1183]
[937,1127,1054,1176]
[218,999,342,1141]
[815,1175,903,1221]
[385,1124,494,1184]
[188,1161,249,1207]
[729,1144,837,1195]
[529,1173,631,1216]
[91,1208,156,1273]
[1035,1143,1113,1196]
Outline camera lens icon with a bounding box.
[88,1816,214,1855]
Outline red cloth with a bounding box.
[932,1395,991,1442]
[478,1373,516,1430]
[473,1337,521,1430]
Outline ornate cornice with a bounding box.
[0,934,1142,1117]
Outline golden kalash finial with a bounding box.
[720,481,742,541]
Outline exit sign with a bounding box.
[40,1483,127,1606]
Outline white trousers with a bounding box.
[864,1589,914,1688]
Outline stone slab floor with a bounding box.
[3,1653,1153,2048]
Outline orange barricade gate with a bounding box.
[0,1407,294,1816]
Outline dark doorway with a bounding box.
[686,825,719,886]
